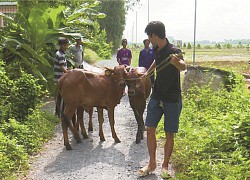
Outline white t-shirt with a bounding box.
[70,45,83,66]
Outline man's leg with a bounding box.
[162,132,174,170]
[146,127,157,170]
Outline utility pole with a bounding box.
[193,0,197,66]
[136,11,138,47]
[148,0,149,23]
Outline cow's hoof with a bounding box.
[115,139,121,143]
[100,137,106,141]
[82,134,89,139]
[75,136,82,143]
[65,144,72,150]
[88,127,93,132]
[136,139,141,144]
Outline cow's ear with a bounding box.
[105,69,113,76]
[126,66,131,72]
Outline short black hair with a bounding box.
[145,21,166,39]
[143,39,150,45]
[121,38,127,45]
[58,37,69,45]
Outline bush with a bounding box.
[0,131,29,178]
[157,74,250,179]
[83,48,100,64]
[8,71,42,121]
[0,109,59,178]
[0,60,13,122]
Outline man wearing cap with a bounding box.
[70,36,84,68]
[54,37,69,117]
[116,39,132,66]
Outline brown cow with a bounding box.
[125,67,151,143]
[57,65,127,150]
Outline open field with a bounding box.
[130,47,250,74]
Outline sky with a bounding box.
[123,0,250,43]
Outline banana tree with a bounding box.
[0,1,105,88]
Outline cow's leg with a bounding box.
[97,107,105,141]
[62,107,82,150]
[138,101,146,140]
[107,107,121,143]
[88,107,93,132]
[61,114,71,150]
[77,107,88,139]
[131,105,142,144]
[72,110,78,130]
[130,100,146,144]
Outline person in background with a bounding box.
[70,36,84,68]
[54,37,69,117]
[138,39,155,88]
[138,21,186,179]
[116,39,132,66]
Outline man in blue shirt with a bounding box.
[138,39,155,88]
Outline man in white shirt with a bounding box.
[70,36,84,68]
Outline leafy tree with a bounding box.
[187,43,192,49]
[97,0,126,53]
[0,0,109,91]
[183,43,186,48]
[196,43,201,49]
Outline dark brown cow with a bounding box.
[57,65,127,150]
[125,67,151,143]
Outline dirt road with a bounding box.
[21,58,174,180]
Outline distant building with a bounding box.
[167,36,174,44]
[0,2,17,27]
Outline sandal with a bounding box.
[161,169,171,179]
[138,166,155,177]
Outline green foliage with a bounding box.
[0,61,13,122]
[83,48,100,64]
[204,44,212,49]
[215,43,222,49]
[187,43,192,49]
[157,74,250,179]
[196,43,201,49]
[85,21,112,59]
[98,0,126,53]
[183,43,186,48]
[0,109,59,178]
[0,131,29,178]
[8,71,42,121]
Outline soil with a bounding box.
[20,57,174,180]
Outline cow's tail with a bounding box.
[55,73,68,118]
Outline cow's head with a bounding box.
[105,65,126,88]
[125,67,147,96]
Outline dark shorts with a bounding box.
[145,97,182,133]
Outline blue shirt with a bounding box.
[138,48,154,70]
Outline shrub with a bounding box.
[8,71,42,121]
[0,131,29,178]
[0,60,13,122]
[83,48,100,64]
[157,74,250,179]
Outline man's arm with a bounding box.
[170,55,186,71]
[60,64,68,73]
[117,50,121,65]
